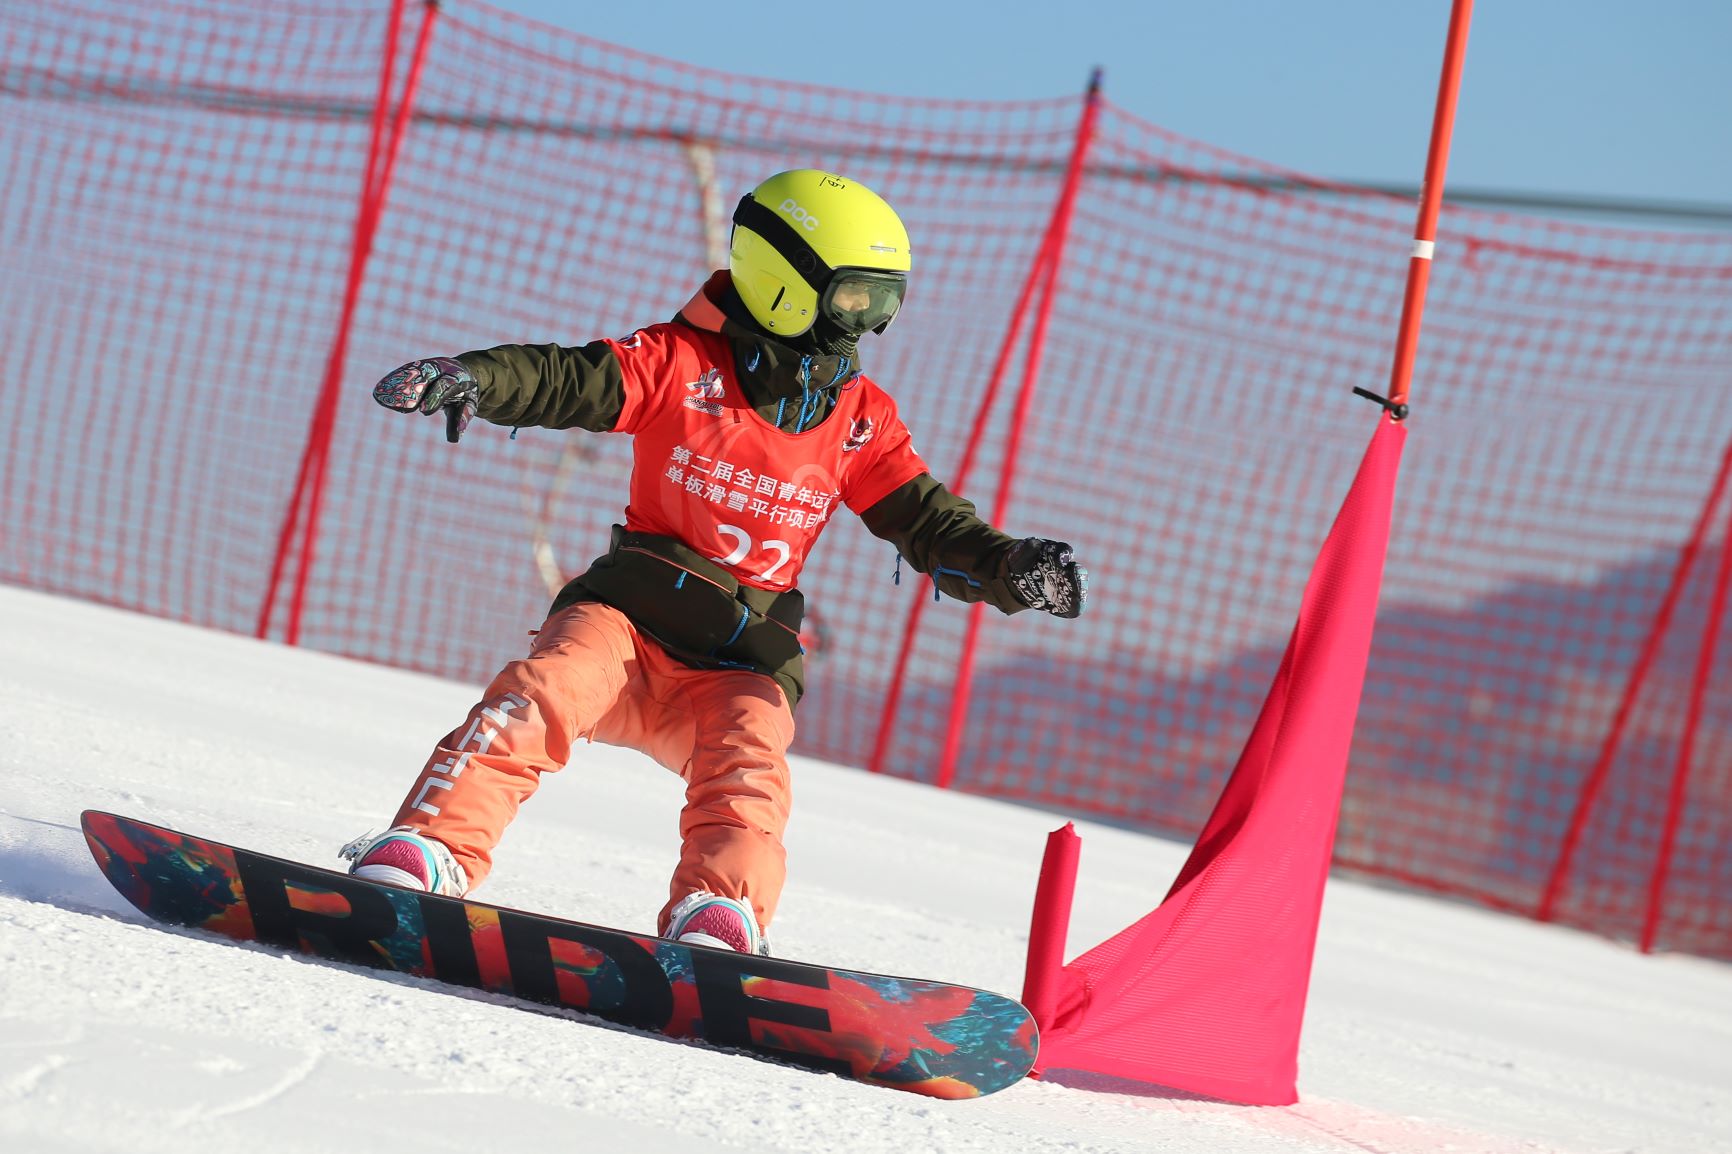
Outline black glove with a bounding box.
[1006,538,1088,618]
[373,357,480,443]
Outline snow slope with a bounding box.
[0,583,1727,1154]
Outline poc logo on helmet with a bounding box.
[777,198,819,231]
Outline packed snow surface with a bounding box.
[0,584,1727,1153]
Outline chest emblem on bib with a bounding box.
[842,416,875,453]
[683,367,726,416]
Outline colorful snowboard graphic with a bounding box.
[81,810,1038,1098]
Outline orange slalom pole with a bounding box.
[1383,0,1475,416]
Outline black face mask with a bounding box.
[805,315,860,360]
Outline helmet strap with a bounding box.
[732,196,833,292]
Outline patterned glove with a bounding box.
[372,357,480,443]
[1007,538,1088,618]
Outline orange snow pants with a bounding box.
[389,602,795,934]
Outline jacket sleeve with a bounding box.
[859,473,1031,613]
[456,341,627,432]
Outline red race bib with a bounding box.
[606,324,927,591]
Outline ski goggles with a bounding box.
[819,270,907,336]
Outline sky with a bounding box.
[2,581,1730,1153]
[485,0,1731,218]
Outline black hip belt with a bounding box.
[554,525,809,704]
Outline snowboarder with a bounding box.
[344,170,1087,955]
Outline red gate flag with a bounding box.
[1032,416,1406,1104]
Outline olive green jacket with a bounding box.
[456,274,1032,704]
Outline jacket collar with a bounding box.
[676,270,734,334]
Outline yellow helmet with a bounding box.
[728,170,911,339]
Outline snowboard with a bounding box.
[80,810,1038,1099]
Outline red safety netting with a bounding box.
[3,0,1730,960]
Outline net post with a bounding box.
[866,72,1099,778]
[269,1,440,646]
[1640,489,1732,952]
[1539,437,1732,923]
[934,69,1103,790]
[256,0,411,641]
